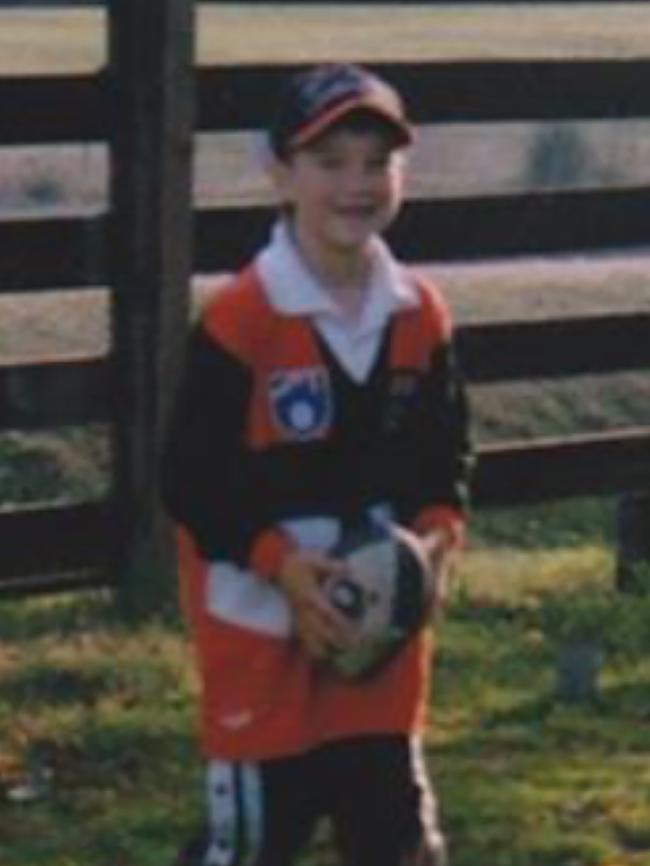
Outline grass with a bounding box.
[0,8,105,76]
[0,427,109,508]
[0,596,198,866]
[432,551,650,866]
[3,4,650,75]
[2,550,650,866]
[195,4,650,64]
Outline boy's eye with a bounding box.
[314,154,391,172]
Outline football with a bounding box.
[323,521,432,679]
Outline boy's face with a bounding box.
[272,124,406,254]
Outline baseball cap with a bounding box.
[269,63,413,158]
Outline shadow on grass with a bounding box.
[1,661,112,708]
[1,647,188,710]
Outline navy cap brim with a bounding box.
[288,93,413,151]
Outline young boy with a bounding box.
[162,63,472,866]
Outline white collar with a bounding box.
[255,220,420,338]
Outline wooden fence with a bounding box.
[1,1,649,599]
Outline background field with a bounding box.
[4,3,650,74]
[1,5,650,866]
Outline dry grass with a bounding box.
[0,9,106,75]
[3,4,650,76]
[426,253,650,323]
[0,289,109,362]
[196,3,650,65]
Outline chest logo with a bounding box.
[383,370,423,433]
[268,367,333,440]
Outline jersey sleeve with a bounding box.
[160,317,257,564]
[411,338,473,545]
[397,280,474,545]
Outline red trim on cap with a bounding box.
[290,94,413,151]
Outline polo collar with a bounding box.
[255,220,419,333]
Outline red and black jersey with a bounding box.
[161,260,472,760]
[162,265,470,565]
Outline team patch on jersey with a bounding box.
[382,369,423,433]
[268,367,333,440]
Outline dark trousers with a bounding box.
[176,734,447,866]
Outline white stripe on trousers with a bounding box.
[204,760,263,866]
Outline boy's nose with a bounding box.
[343,167,374,193]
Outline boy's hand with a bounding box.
[276,551,356,660]
[418,529,459,621]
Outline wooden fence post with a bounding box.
[616,492,650,593]
[107,0,195,617]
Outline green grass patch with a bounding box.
[470,497,617,552]
[0,428,109,508]
[0,595,199,866]
[2,560,650,866]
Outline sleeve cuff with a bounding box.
[248,527,296,580]
[412,505,467,550]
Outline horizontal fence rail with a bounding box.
[0,212,105,292]
[0,74,106,145]
[5,185,650,292]
[473,428,650,506]
[456,312,650,383]
[5,59,650,147]
[0,502,108,596]
[197,60,650,130]
[195,189,650,272]
[0,355,107,428]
